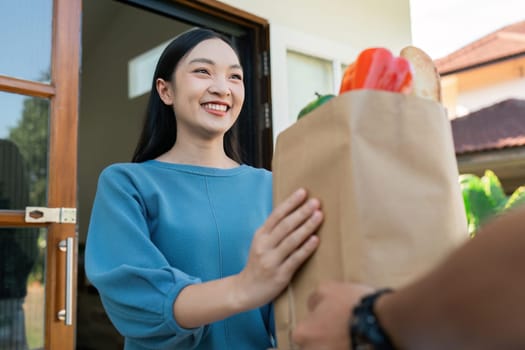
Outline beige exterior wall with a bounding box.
[442,56,525,118]
[220,0,412,52]
[221,0,413,138]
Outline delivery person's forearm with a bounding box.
[376,207,525,349]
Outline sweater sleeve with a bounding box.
[85,165,205,349]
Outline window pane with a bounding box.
[287,51,334,123]
[0,92,49,208]
[0,0,53,82]
[0,228,46,350]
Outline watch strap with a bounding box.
[350,288,395,350]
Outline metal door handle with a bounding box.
[57,237,74,325]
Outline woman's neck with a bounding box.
[156,138,239,169]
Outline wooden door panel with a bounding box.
[45,0,81,348]
[0,76,56,98]
[0,0,81,349]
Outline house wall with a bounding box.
[220,0,412,51]
[220,0,413,138]
[457,78,525,115]
[442,56,525,117]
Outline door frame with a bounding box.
[0,0,81,348]
[46,0,81,348]
[121,0,274,169]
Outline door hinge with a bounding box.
[263,102,271,129]
[261,51,269,77]
[25,207,77,224]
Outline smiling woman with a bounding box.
[154,38,245,164]
[131,30,246,166]
[84,28,324,350]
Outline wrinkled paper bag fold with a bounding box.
[272,90,468,350]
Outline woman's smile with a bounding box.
[201,101,231,116]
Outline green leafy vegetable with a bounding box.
[460,170,525,237]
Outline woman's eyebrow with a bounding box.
[189,58,242,70]
[189,58,214,65]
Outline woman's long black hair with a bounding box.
[132,28,242,163]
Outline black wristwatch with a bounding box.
[350,288,396,350]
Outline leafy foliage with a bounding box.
[459,170,525,237]
[8,96,49,206]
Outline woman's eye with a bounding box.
[231,74,243,81]
[194,68,210,75]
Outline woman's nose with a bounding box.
[208,78,231,96]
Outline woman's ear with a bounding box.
[156,78,174,105]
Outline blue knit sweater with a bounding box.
[85,160,274,349]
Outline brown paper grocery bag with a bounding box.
[272,90,468,349]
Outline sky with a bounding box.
[0,1,52,138]
[410,0,525,59]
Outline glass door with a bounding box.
[0,0,81,349]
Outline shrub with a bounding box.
[459,170,525,237]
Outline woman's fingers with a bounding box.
[273,209,323,260]
[280,234,320,277]
[263,188,308,233]
[266,197,321,248]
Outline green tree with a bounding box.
[5,83,49,285]
[8,96,49,206]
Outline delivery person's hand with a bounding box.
[292,281,373,350]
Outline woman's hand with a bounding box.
[173,187,322,328]
[234,188,323,309]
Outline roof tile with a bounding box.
[452,99,525,154]
[435,20,525,74]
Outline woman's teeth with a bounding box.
[203,103,228,111]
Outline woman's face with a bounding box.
[160,38,244,141]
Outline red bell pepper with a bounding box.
[339,47,413,94]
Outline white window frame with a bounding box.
[269,23,357,141]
